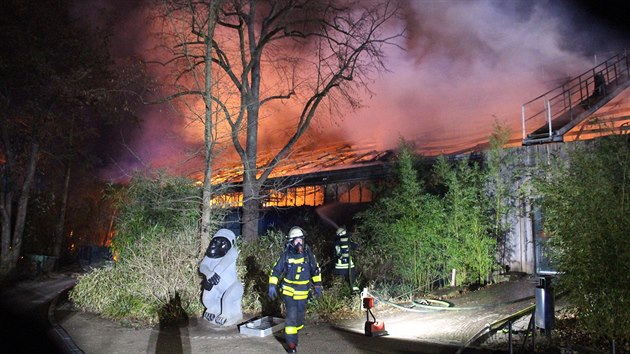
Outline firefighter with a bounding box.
[333,227,359,290]
[268,226,322,353]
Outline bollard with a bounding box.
[535,276,554,337]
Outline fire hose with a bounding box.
[364,289,458,313]
[365,290,536,313]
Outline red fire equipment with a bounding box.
[361,290,388,337]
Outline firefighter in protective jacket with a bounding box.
[268,226,322,353]
[333,227,358,278]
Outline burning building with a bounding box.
[205,51,630,277]
[210,144,393,208]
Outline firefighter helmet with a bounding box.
[336,227,347,236]
[288,226,305,239]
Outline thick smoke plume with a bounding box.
[77,0,630,179]
[339,0,629,154]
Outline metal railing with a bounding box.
[521,51,630,144]
[457,305,536,354]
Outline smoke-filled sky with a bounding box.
[339,0,629,153]
[79,0,630,180]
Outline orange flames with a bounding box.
[263,186,325,208]
[205,143,390,184]
[205,143,384,208]
[211,182,372,208]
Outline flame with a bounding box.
[131,4,630,212]
[203,143,384,208]
[104,230,114,247]
[103,0,630,187]
[263,186,325,207]
[210,181,373,208]
[202,143,390,185]
[211,192,241,207]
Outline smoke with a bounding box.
[78,0,630,179]
[72,0,209,181]
[337,0,630,154]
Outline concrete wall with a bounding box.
[496,140,584,274]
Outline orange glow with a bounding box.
[211,192,242,208]
[564,117,630,142]
[104,230,114,247]
[561,84,630,142]
[336,183,373,204]
[263,186,325,207]
[197,143,389,185]
[144,9,338,167]
[211,181,372,208]
[201,143,383,208]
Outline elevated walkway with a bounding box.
[522,51,630,145]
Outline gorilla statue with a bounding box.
[199,229,243,326]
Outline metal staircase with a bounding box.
[521,51,630,145]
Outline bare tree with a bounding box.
[151,0,402,241]
[0,121,40,277]
[151,0,225,252]
[0,0,141,277]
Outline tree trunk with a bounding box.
[0,117,13,277]
[0,141,39,278]
[241,170,261,241]
[0,188,13,277]
[241,197,260,241]
[240,20,263,241]
[199,0,220,255]
[52,161,71,258]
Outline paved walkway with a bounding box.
[52,274,545,354]
[0,275,78,353]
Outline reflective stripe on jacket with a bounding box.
[334,236,355,270]
[269,246,321,300]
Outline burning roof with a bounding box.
[208,143,394,186]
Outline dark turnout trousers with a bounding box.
[283,295,306,346]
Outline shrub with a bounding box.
[434,156,496,285]
[535,135,630,342]
[110,171,203,260]
[485,121,520,268]
[355,140,498,292]
[237,229,286,315]
[308,277,359,321]
[70,172,224,325]
[70,224,204,325]
[355,142,448,289]
[237,228,359,321]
